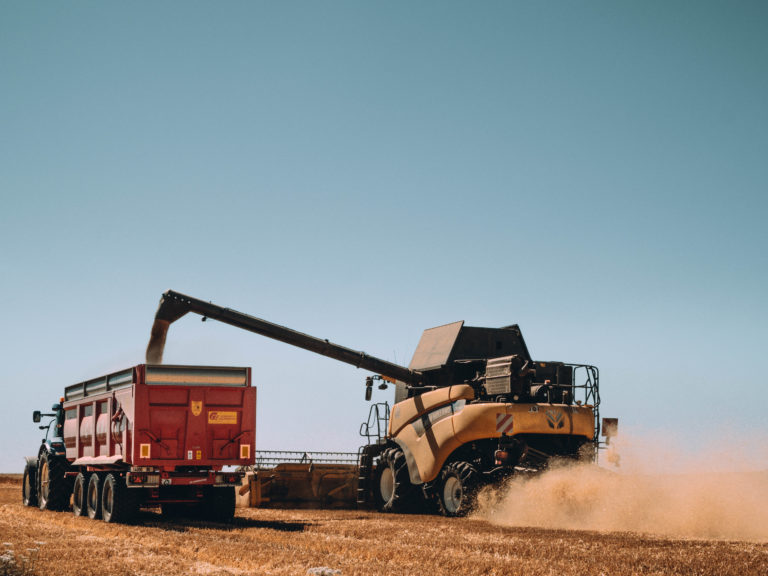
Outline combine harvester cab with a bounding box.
[24,364,256,523]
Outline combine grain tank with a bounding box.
[23,364,256,523]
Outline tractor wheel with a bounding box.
[86,473,102,519]
[203,487,236,522]
[22,461,38,507]
[72,473,88,517]
[373,447,414,513]
[102,473,138,523]
[437,461,479,517]
[37,450,72,511]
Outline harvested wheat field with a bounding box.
[0,474,766,576]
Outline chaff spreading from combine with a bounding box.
[473,435,768,541]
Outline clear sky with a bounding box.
[1,2,766,472]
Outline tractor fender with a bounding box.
[24,456,38,470]
[39,438,66,458]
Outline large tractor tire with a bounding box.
[22,461,38,507]
[373,447,415,513]
[72,473,88,517]
[102,473,138,523]
[86,473,103,519]
[202,487,236,523]
[37,450,72,511]
[437,461,479,517]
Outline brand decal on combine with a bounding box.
[546,409,565,429]
[191,401,203,417]
[208,411,238,424]
[411,400,466,437]
[496,413,514,434]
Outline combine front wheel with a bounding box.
[437,461,479,517]
[374,448,414,512]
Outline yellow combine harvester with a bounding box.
[148,291,613,516]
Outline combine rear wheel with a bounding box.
[437,461,479,517]
[72,473,87,517]
[22,461,37,507]
[37,451,72,511]
[374,448,414,512]
[102,473,138,523]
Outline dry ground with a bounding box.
[0,474,765,576]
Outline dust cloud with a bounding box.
[473,433,768,541]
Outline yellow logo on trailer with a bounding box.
[208,411,238,424]
[191,401,202,416]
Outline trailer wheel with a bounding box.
[37,450,72,511]
[437,461,479,517]
[72,473,87,517]
[102,473,137,523]
[86,473,102,519]
[374,448,414,512]
[22,461,38,507]
[203,487,236,523]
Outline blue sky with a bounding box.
[1,2,766,472]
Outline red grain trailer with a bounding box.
[22,364,256,523]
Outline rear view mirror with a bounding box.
[32,411,41,423]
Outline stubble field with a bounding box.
[0,475,765,576]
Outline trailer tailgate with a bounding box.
[131,365,256,469]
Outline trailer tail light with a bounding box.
[240,444,250,459]
[127,472,159,487]
[494,450,509,466]
[215,473,241,486]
